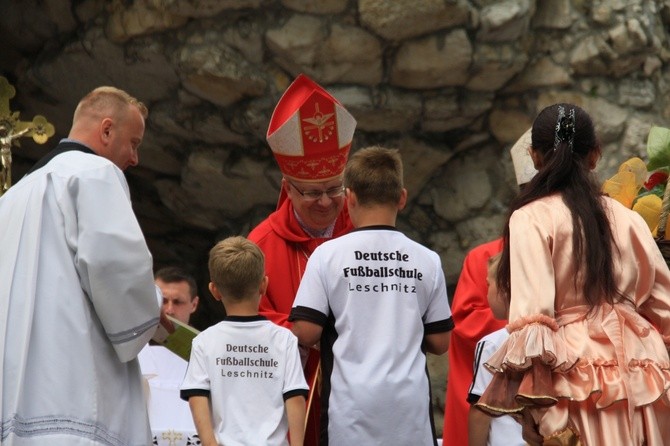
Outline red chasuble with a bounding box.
[248,197,353,445]
[443,239,507,446]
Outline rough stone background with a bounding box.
[2,0,670,437]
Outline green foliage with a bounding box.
[647,126,670,171]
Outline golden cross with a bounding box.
[161,429,184,446]
[0,76,55,195]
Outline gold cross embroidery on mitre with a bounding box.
[302,103,335,143]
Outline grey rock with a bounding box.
[359,0,471,41]
[391,30,472,89]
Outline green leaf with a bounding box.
[636,184,666,204]
[647,126,670,170]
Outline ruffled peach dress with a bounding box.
[477,194,670,445]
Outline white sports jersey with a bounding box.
[290,226,454,445]
[180,316,308,446]
[468,328,524,446]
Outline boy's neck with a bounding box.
[222,300,260,317]
[353,206,398,228]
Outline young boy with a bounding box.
[467,326,525,446]
[289,146,454,445]
[180,236,308,446]
[466,252,524,446]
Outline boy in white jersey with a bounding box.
[467,251,525,446]
[289,146,454,445]
[467,327,525,446]
[181,236,308,446]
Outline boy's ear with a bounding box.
[208,282,222,301]
[259,276,269,296]
[397,188,408,211]
[345,188,357,207]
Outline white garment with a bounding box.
[291,226,453,445]
[0,149,160,445]
[180,316,308,446]
[138,345,197,445]
[468,328,524,446]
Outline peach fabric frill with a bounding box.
[476,305,670,445]
[475,195,670,445]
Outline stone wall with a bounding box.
[3,0,670,436]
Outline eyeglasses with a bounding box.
[287,179,345,202]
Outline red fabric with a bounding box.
[248,198,353,328]
[247,198,353,445]
[443,239,507,445]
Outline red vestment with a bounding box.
[443,239,506,445]
[248,197,353,445]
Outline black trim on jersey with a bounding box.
[350,224,399,233]
[26,141,96,175]
[224,315,266,322]
[319,310,337,445]
[180,388,210,402]
[466,339,486,404]
[283,388,309,401]
[288,306,327,326]
[467,393,481,404]
[424,316,455,334]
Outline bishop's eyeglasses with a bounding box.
[286,179,345,202]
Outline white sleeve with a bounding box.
[59,164,159,362]
[181,335,211,393]
[423,251,452,324]
[293,248,330,318]
[283,333,309,395]
[468,338,499,399]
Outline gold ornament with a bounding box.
[0,76,55,195]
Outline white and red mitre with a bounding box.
[510,128,538,185]
[267,74,357,182]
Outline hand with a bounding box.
[159,308,175,334]
[521,409,544,446]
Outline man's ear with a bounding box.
[100,118,113,144]
[190,295,199,314]
[282,177,297,197]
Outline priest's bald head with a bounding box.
[69,86,148,171]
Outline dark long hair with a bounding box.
[496,103,620,307]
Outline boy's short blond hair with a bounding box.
[208,236,265,301]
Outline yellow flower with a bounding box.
[632,194,662,236]
[618,157,647,189]
[602,170,638,209]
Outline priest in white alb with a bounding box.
[0,86,163,446]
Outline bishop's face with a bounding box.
[284,177,346,231]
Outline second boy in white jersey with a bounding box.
[290,146,454,445]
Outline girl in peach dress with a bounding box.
[476,103,670,445]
